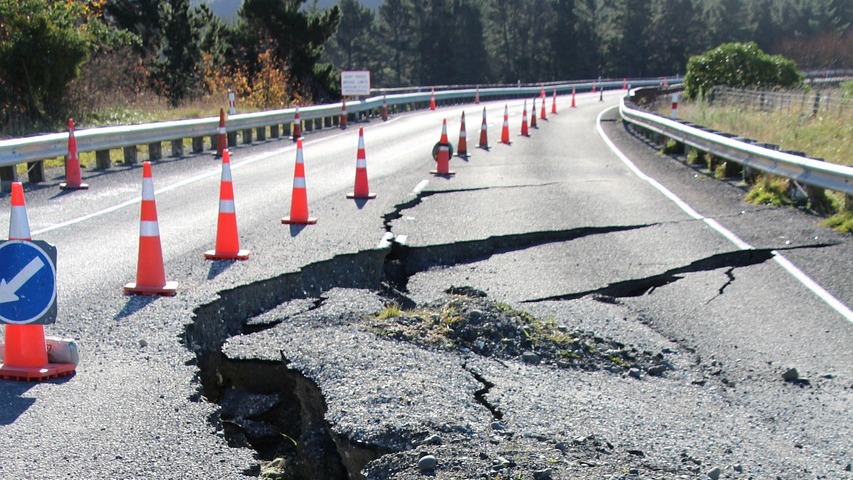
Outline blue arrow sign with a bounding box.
[0,240,57,325]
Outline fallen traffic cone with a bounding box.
[124,162,178,295]
[347,128,376,199]
[292,106,302,141]
[539,96,548,120]
[216,108,227,157]
[456,111,469,158]
[500,105,511,145]
[340,98,348,129]
[571,87,577,108]
[430,119,455,176]
[205,149,250,260]
[551,89,558,114]
[282,139,317,224]
[474,87,480,104]
[429,88,436,110]
[0,183,75,381]
[520,100,530,137]
[477,107,489,150]
[381,95,389,121]
[59,118,89,190]
[530,98,538,128]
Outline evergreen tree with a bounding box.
[237,0,341,100]
[327,0,375,70]
[377,0,417,86]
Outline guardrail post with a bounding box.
[270,124,280,139]
[256,126,266,141]
[1,165,19,191]
[96,150,111,169]
[242,128,252,144]
[843,194,853,213]
[148,142,162,161]
[123,146,138,164]
[171,139,184,158]
[306,118,314,132]
[735,138,757,183]
[324,116,332,128]
[227,131,238,147]
[27,161,45,183]
[192,136,204,153]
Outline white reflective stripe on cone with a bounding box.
[219,199,236,213]
[293,177,306,189]
[140,220,160,237]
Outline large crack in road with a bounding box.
[183,185,828,479]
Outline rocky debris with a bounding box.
[706,466,722,479]
[366,288,671,376]
[417,454,437,472]
[782,367,811,386]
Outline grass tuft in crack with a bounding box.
[366,287,667,375]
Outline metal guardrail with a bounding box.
[0,78,676,174]
[619,95,853,196]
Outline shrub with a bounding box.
[684,42,803,100]
[745,175,792,207]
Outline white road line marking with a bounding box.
[596,106,853,323]
[412,179,429,195]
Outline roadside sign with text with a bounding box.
[0,240,57,325]
[341,71,371,96]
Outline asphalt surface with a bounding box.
[0,91,850,479]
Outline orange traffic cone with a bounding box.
[216,108,227,157]
[592,82,596,93]
[531,98,538,129]
[347,128,376,199]
[60,118,89,190]
[477,107,489,150]
[0,183,75,381]
[663,77,668,88]
[623,78,627,90]
[205,150,249,260]
[539,96,548,121]
[540,84,545,99]
[456,111,469,158]
[124,162,177,296]
[381,95,389,121]
[520,100,530,137]
[500,105,511,145]
[282,139,317,224]
[474,88,480,104]
[292,106,302,141]
[429,88,436,110]
[431,119,455,176]
[340,99,348,129]
[551,89,558,114]
[571,87,577,108]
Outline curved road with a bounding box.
[0,91,850,478]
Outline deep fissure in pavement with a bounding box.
[521,246,832,303]
[183,222,656,478]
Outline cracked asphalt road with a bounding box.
[0,92,850,479]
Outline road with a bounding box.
[0,91,850,479]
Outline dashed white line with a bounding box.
[596,106,853,323]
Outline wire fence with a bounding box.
[707,85,852,115]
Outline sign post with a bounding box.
[341,71,371,97]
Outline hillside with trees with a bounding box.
[0,0,849,135]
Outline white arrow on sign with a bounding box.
[0,256,46,304]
